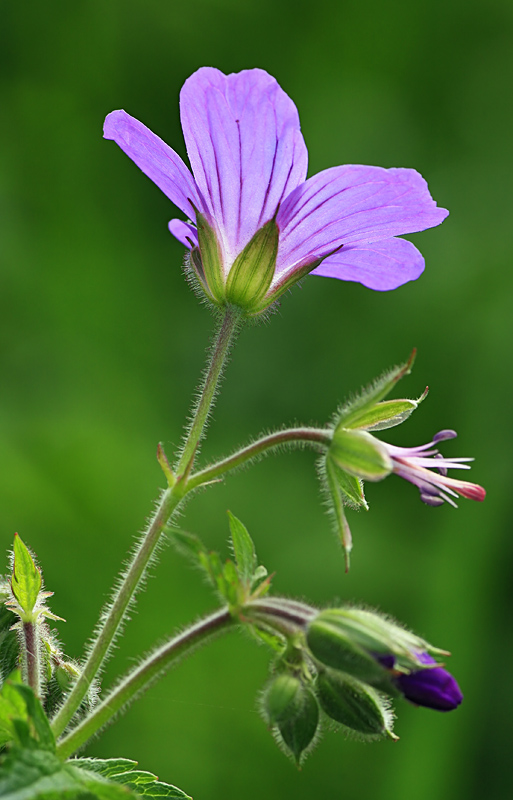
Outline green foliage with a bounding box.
[169,514,269,609]
[0,676,190,799]
[0,750,191,800]
[0,671,53,751]
[10,536,41,621]
[72,758,191,798]
[227,511,257,585]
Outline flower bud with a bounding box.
[317,670,396,740]
[262,673,304,725]
[306,613,388,683]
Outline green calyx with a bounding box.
[317,670,397,740]
[328,429,392,482]
[306,613,387,683]
[188,213,280,315]
[225,218,279,312]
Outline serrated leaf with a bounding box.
[73,757,191,798]
[335,352,416,431]
[11,536,41,618]
[227,512,257,585]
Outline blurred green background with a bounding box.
[1,0,512,798]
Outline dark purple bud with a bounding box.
[432,429,457,444]
[395,654,463,711]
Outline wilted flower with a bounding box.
[104,67,448,315]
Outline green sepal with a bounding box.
[329,430,392,481]
[319,608,438,672]
[228,512,257,586]
[335,351,416,431]
[349,390,428,432]
[10,536,41,621]
[194,211,225,304]
[327,462,367,510]
[317,670,397,740]
[306,617,387,684]
[225,218,279,311]
[276,684,319,766]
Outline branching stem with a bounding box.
[56,608,235,760]
[51,308,240,739]
[186,427,332,491]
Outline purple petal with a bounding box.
[275,165,449,274]
[103,110,204,220]
[180,67,308,264]
[309,237,424,291]
[168,219,199,248]
[396,664,463,711]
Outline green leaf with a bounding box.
[73,758,191,798]
[11,536,41,619]
[329,430,392,481]
[0,750,192,800]
[227,512,257,585]
[0,672,55,752]
[335,351,416,431]
[0,674,28,749]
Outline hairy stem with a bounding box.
[186,427,332,492]
[56,608,234,759]
[52,309,240,739]
[22,621,41,697]
[176,307,241,475]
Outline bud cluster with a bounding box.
[256,602,462,764]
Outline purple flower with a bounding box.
[104,67,448,314]
[385,428,486,506]
[394,653,463,712]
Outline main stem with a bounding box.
[56,608,234,760]
[51,309,240,739]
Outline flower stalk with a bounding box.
[186,427,332,491]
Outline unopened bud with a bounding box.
[317,670,397,740]
[262,674,303,725]
[306,613,387,683]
